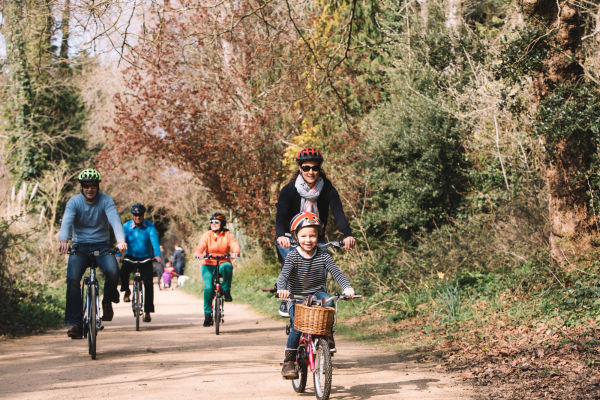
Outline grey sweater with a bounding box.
[59,193,125,244]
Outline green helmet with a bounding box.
[78,168,102,183]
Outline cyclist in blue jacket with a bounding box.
[118,203,163,322]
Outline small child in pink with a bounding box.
[162,261,180,289]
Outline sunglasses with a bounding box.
[300,164,321,172]
[210,220,221,224]
[133,214,144,217]
[81,183,98,189]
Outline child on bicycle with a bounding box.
[276,211,355,379]
[194,212,241,327]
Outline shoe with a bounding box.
[281,361,298,379]
[203,313,213,327]
[101,301,114,321]
[123,292,131,302]
[328,336,336,353]
[143,313,151,322]
[224,291,232,302]
[279,301,290,318]
[66,324,83,339]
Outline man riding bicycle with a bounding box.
[59,168,127,339]
[117,203,163,322]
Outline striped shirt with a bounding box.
[277,247,351,297]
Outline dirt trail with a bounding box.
[0,288,473,399]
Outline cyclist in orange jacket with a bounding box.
[194,212,241,327]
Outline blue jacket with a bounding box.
[123,219,161,259]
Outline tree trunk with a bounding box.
[525,1,592,262]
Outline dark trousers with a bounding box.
[65,243,119,326]
[120,258,155,313]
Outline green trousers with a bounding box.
[201,263,233,314]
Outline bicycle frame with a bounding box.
[203,254,234,334]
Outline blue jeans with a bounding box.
[286,291,332,350]
[65,243,120,326]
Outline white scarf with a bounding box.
[295,174,324,216]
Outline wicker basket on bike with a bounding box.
[293,295,335,336]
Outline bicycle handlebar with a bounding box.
[122,257,154,264]
[68,247,119,256]
[277,293,361,304]
[284,234,345,249]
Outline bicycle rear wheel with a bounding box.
[88,285,97,359]
[292,344,308,393]
[313,338,332,400]
[134,281,141,331]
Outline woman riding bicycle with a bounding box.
[275,147,356,316]
[276,211,355,379]
[193,212,241,327]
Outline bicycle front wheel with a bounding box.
[214,296,222,335]
[88,285,97,359]
[292,344,308,393]
[134,282,141,331]
[313,338,332,400]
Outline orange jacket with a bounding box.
[194,230,241,266]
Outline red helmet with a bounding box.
[296,147,324,164]
[290,211,321,235]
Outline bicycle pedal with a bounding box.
[99,325,104,330]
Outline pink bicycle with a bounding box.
[285,293,361,400]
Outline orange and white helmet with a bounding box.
[290,211,321,236]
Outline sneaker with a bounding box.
[123,292,131,302]
[203,313,213,327]
[224,291,232,302]
[278,301,290,318]
[66,324,83,339]
[101,301,114,321]
[143,313,151,322]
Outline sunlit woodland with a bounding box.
[2,1,600,398]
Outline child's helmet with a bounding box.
[78,168,102,183]
[295,147,324,164]
[290,211,321,236]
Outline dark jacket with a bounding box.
[275,177,353,239]
[172,247,185,271]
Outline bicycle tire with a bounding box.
[313,339,332,400]
[88,284,97,359]
[135,282,141,331]
[214,296,221,335]
[292,344,308,393]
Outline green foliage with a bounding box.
[0,218,63,335]
[534,82,600,153]
[1,1,89,182]
[496,25,550,83]
[362,90,466,240]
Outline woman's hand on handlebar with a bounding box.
[342,236,356,250]
[277,289,290,299]
[195,253,206,260]
[231,253,240,258]
[154,256,163,264]
[342,287,355,297]
[277,236,291,249]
